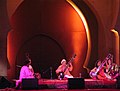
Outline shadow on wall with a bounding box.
[15,34,66,79]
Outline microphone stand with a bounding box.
[50,67,53,79]
[42,66,53,79]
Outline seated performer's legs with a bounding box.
[15,80,22,89]
[64,75,73,78]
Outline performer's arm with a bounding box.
[56,66,62,74]
[29,65,34,74]
[90,67,97,72]
[68,63,73,71]
[19,66,26,81]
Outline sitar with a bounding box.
[59,54,76,79]
[89,53,113,79]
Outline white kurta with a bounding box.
[19,65,34,81]
[16,65,35,87]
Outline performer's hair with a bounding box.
[95,59,101,67]
[106,55,114,65]
[24,58,31,65]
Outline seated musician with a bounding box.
[104,56,119,80]
[90,54,119,80]
[16,58,41,89]
[56,59,73,80]
[89,59,106,80]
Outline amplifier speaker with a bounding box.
[116,76,120,89]
[22,78,38,89]
[68,78,85,89]
[0,76,11,89]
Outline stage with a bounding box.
[1,78,120,91]
[37,78,117,89]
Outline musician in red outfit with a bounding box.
[56,59,73,79]
[90,54,119,80]
[104,56,119,80]
[89,59,106,80]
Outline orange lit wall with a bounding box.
[6,0,120,80]
[7,0,89,79]
[84,0,120,60]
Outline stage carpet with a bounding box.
[7,78,120,91]
[38,78,117,89]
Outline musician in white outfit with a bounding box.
[56,59,73,79]
[16,58,35,89]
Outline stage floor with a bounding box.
[10,78,119,90]
[2,88,120,91]
[38,78,117,89]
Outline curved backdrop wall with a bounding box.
[7,0,90,79]
[6,0,120,79]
